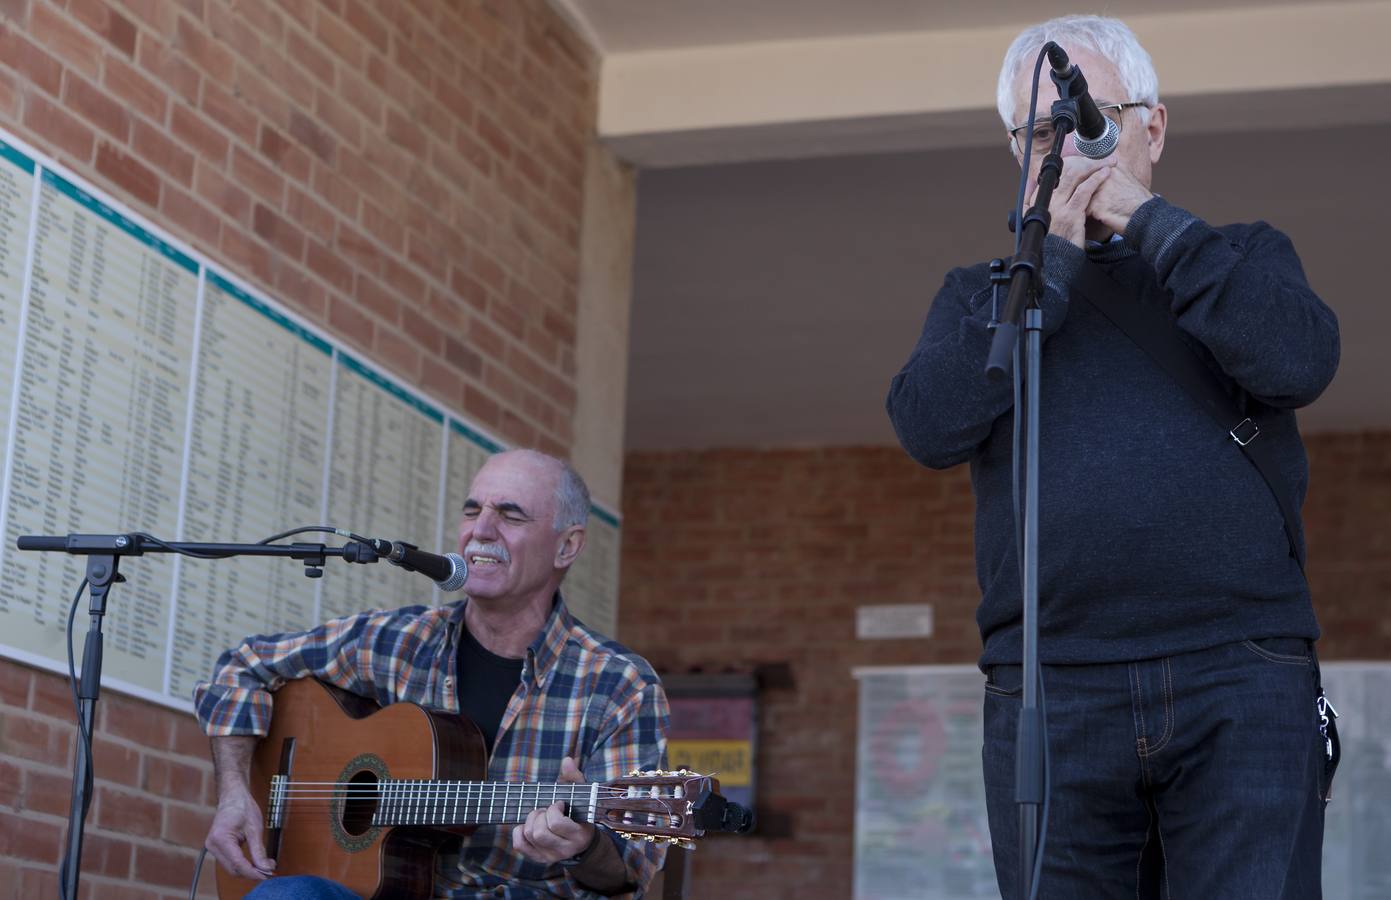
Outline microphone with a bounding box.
[369,539,468,591]
[1045,43,1119,159]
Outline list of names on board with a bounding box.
[0,133,622,710]
[0,170,199,693]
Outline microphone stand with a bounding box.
[14,532,386,900]
[983,86,1086,900]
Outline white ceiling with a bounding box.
[548,2,1391,451]
[553,0,1350,53]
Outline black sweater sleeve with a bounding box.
[885,235,1083,469]
[1126,197,1340,408]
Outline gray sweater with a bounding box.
[886,197,1340,666]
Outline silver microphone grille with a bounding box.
[439,553,469,591]
[1075,118,1120,160]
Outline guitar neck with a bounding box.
[271,778,604,829]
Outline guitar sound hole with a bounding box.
[341,770,380,836]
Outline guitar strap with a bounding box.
[1070,255,1306,572]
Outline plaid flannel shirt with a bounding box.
[193,594,670,898]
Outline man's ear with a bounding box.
[554,526,586,570]
[1147,102,1167,165]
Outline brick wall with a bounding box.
[618,432,1391,899]
[0,0,597,895]
[1,0,592,455]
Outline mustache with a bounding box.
[463,541,510,563]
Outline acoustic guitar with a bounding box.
[215,678,748,899]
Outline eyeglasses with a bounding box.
[1008,102,1148,155]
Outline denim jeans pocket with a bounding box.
[983,664,1024,698]
[1240,636,1312,666]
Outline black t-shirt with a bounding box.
[457,623,524,753]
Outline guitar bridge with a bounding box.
[267,774,288,829]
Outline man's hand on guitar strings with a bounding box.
[205,787,276,881]
[512,756,596,864]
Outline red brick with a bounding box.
[220,227,274,286]
[231,0,285,41]
[315,7,367,67]
[68,0,137,57]
[328,294,374,350]
[289,110,336,164]
[0,809,62,863]
[30,2,101,78]
[341,0,388,53]
[134,119,196,186]
[334,221,381,277]
[421,354,464,408]
[311,161,359,219]
[199,81,257,147]
[353,273,400,323]
[141,754,206,799]
[462,383,500,429]
[92,736,142,789]
[443,336,483,377]
[275,264,330,319]
[99,694,170,747]
[307,239,354,293]
[373,326,420,380]
[20,866,60,898]
[338,68,384,127]
[21,765,72,818]
[94,137,169,204]
[138,38,201,105]
[0,756,20,806]
[0,659,33,708]
[286,27,335,86]
[161,184,221,249]
[252,202,306,259]
[0,711,72,765]
[133,842,197,889]
[102,54,168,122]
[163,801,214,845]
[62,73,130,142]
[123,0,179,33]
[94,785,164,839]
[258,125,312,184]
[314,84,363,146]
[385,107,427,156]
[0,59,19,116]
[230,61,291,127]
[195,160,251,226]
[401,303,443,356]
[359,200,403,253]
[175,14,236,81]
[78,829,133,878]
[232,145,286,205]
[0,25,63,96]
[285,185,336,240]
[171,103,229,164]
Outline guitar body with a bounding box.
[215,679,488,899]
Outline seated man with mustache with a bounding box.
[194,449,669,899]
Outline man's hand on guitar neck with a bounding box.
[206,735,276,882]
[513,756,635,894]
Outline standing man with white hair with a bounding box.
[887,14,1339,899]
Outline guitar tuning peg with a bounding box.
[628,769,642,777]
[643,834,657,843]
[677,839,695,851]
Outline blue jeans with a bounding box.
[243,876,362,900]
[983,638,1327,899]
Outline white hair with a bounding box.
[552,459,591,531]
[996,15,1159,130]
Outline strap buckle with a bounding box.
[1229,418,1259,446]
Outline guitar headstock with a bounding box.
[594,769,754,849]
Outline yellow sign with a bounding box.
[667,739,753,787]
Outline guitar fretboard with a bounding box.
[261,779,603,828]
[374,780,598,826]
